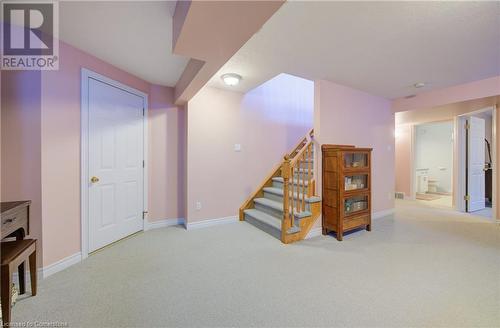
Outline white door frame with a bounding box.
[454,115,467,212]
[456,106,497,221]
[409,124,416,200]
[80,68,148,259]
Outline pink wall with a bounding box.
[186,74,313,223]
[172,1,284,104]
[314,79,395,216]
[2,41,184,267]
[392,76,500,113]
[395,124,412,197]
[396,97,498,126]
[1,71,44,265]
[148,84,186,221]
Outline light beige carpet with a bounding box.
[11,202,500,327]
[416,193,442,201]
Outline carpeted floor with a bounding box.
[416,193,442,201]
[11,202,500,327]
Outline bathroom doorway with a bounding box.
[413,121,454,207]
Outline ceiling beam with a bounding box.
[172,0,284,105]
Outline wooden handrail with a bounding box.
[290,137,313,167]
[288,128,313,158]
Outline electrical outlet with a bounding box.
[388,192,393,201]
[234,144,241,152]
[195,201,202,211]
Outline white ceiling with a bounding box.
[209,2,500,99]
[59,1,188,87]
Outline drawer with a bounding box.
[323,189,338,207]
[343,214,369,231]
[323,172,338,190]
[2,208,28,237]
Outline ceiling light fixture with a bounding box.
[414,82,426,88]
[221,73,242,86]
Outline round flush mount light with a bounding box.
[221,73,242,86]
[414,82,426,88]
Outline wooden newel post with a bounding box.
[281,155,291,242]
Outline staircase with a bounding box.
[239,129,321,243]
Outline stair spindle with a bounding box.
[307,144,312,197]
[291,165,295,224]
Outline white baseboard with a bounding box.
[373,208,395,220]
[305,227,322,239]
[145,218,184,231]
[186,215,239,230]
[305,208,395,239]
[42,252,82,279]
[12,268,44,287]
[13,252,82,283]
[16,217,187,282]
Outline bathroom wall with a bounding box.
[415,121,453,193]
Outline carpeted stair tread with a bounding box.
[244,208,282,231]
[254,197,283,212]
[254,197,313,218]
[272,177,310,186]
[263,187,321,203]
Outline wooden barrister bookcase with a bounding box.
[321,145,372,241]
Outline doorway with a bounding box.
[81,69,148,256]
[413,121,454,207]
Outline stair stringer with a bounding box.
[239,161,284,221]
[282,197,321,244]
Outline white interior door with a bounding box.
[467,116,486,212]
[88,78,145,252]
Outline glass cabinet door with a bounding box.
[344,195,369,216]
[344,174,368,191]
[343,152,368,169]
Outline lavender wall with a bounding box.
[314,79,395,218]
[186,74,313,223]
[1,71,44,266]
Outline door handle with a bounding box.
[90,176,100,183]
